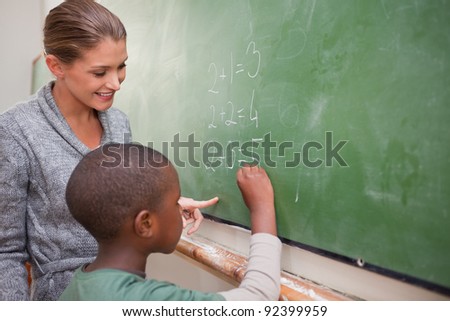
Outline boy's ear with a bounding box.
[134,210,154,238]
[45,54,65,78]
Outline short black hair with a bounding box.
[66,143,175,240]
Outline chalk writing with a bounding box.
[207,41,261,129]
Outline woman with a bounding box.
[0,0,217,300]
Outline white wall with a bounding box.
[0,0,62,113]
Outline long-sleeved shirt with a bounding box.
[0,82,131,300]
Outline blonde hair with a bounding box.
[43,0,127,64]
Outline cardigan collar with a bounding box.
[38,81,113,155]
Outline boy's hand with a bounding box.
[237,164,274,212]
[236,165,276,235]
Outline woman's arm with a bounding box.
[0,125,30,300]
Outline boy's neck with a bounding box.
[86,243,148,276]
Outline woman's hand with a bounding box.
[178,196,219,235]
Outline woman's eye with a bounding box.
[93,72,106,77]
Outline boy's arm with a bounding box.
[219,165,281,301]
[236,165,276,236]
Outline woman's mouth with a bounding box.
[96,92,113,97]
[96,92,114,101]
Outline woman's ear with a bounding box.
[45,54,65,78]
[134,210,154,238]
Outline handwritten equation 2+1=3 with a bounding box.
[207,41,261,129]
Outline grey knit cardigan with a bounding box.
[0,82,132,300]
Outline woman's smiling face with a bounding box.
[57,38,128,112]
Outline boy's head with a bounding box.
[66,143,183,253]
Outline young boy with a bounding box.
[59,143,281,300]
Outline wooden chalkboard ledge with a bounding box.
[176,234,352,301]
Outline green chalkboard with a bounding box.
[35,0,450,292]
